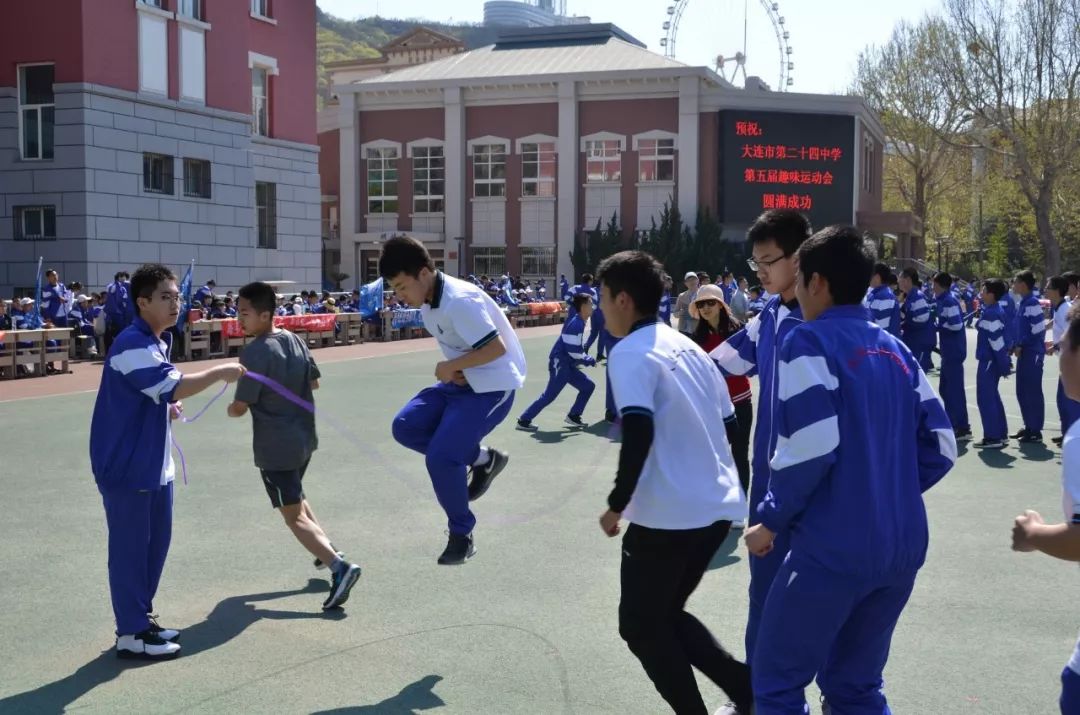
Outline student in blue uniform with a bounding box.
[1046,276,1080,446]
[658,274,673,325]
[596,250,752,715]
[898,268,935,371]
[999,287,1018,351]
[381,236,526,565]
[1012,270,1047,443]
[866,262,900,337]
[975,279,1011,449]
[709,208,812,664]
[744,226,956,714]
[41,269,71,328]
[933,272,972,439]
[194,279,215,307]
[746,287,765,317]
[90,263,245,660]
[1011,301,1080,714]
[517,293,596,429]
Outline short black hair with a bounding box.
[722,270,733,279]
[746,209,813,256]
[1047,275,1069,297]
[207,279,216,286]
[379,235,435,280]
[1063,271,1080,289]
[571,293,593,312]
[581,273,594,284]
[1013,270,1035,290]
[795,226,874,306]
[130,263,177,316]
[238,281,277,316]
[45,269,57,278]
[596,250,664,316]
[933,272,952,290]
[872,262,891,283]
[982,278,1007,302]
[900,267,921,287]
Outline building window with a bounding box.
[473,247,506,277]
[521,246,556,276]
[252,67,269,136]
[18,65,55,161]
[521,142,555,197]
[143,153,175,194]
[412,146,445,213]
[251,0,271,18]
[586,140,622,183]
[638,138,675,182]
[366,147,399,214]
[183,158,211,198]
[257,182,277,249]
[179,0,202,19]
[473,145,507,198]
[142,0,164,7]
[138,11,169,94]
[863,136,876,193]
[14,206,57,241]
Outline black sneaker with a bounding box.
[438,532,476,565]
[313,549,345,571]
[564,414,586,427]
[1052,435,1065,446]
[1019,432,1044,443]
[1011,428,1029,439]
[516,418,536,431]
[116,630,181,660]
[954,427,973,440]
[604,410,617,423]
[975,438,1007,450]
[147,614,180,642]
[467,449,508,501]
[322,562,362,610]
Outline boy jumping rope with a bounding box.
[90,263,245,659]
[517,292,596,429]
[227,281,362,610]
[380,236,526,564]
[743,226,956,713]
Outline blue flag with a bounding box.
[358,277,384,318]
[176,260,194,331]
[27,257,44,329]
[501,284,519,306]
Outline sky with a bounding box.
[317,0,944,95]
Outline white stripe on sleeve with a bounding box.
[778,354,839,401]
[769,416,840,472]
[110,345,167,375]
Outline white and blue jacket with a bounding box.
[549,315,593,368]
[711,296,803,511]
[935,291,966,360]
[866,284,900,337]
[900,289,934,351]
[760,304,956,576]
[658,290,672,324]
[975,303,1011,374]
[90,316,181,492]
[999,295,1018,349]
[1015,293,1046,351]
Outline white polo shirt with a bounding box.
[608,319,746,529]
[421,272,527,393]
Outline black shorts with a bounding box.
[259,459,310,509]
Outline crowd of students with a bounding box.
[82,209,1080,712]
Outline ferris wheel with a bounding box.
[659,0,795,91]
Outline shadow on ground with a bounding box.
[0,579,340,714]
[708,528,743,570]
[310,674,445,713]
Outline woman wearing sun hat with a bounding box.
[690,284,752,527]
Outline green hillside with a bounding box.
[315,7,500,102]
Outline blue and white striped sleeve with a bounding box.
[1022,300,1047,345]
[914,368,957,492]
[758,329,839,532]
[909,296,931,325]
[981,315,1010,374]
[870,296,896,332]
[562,319,588,364]
[710,313,761,377]
[940,302,963,332]
[110,342,181,404]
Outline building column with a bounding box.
[338,93,360,289]
[556,80,578,282]
[677,76,700,225]
[444,87,466,278]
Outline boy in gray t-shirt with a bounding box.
[227,282,361,611]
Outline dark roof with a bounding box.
[494,23,646,50]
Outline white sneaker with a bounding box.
[730,520,745,530]
[116,630,181,660]
[715,703,752,715]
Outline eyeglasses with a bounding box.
[746,254,789,272]
[696,299,720,308]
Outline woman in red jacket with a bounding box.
[690,284,752,526]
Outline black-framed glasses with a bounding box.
[747,254,789,272]
[696,299,720,308]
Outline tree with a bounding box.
[855,18,969,243]
[939,0,1080,275]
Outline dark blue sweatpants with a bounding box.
[939,355,969,431]
[520,359,594,421]
[100,482,173,636]
[1016,348,1045,433]
[752,556,917,714]
[976,360,1008,441]
[745,521,790,664]
[392,382,515,535]
[1062,665,1080,714]
[1058,379,1080,436]
[585,310,606,357]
